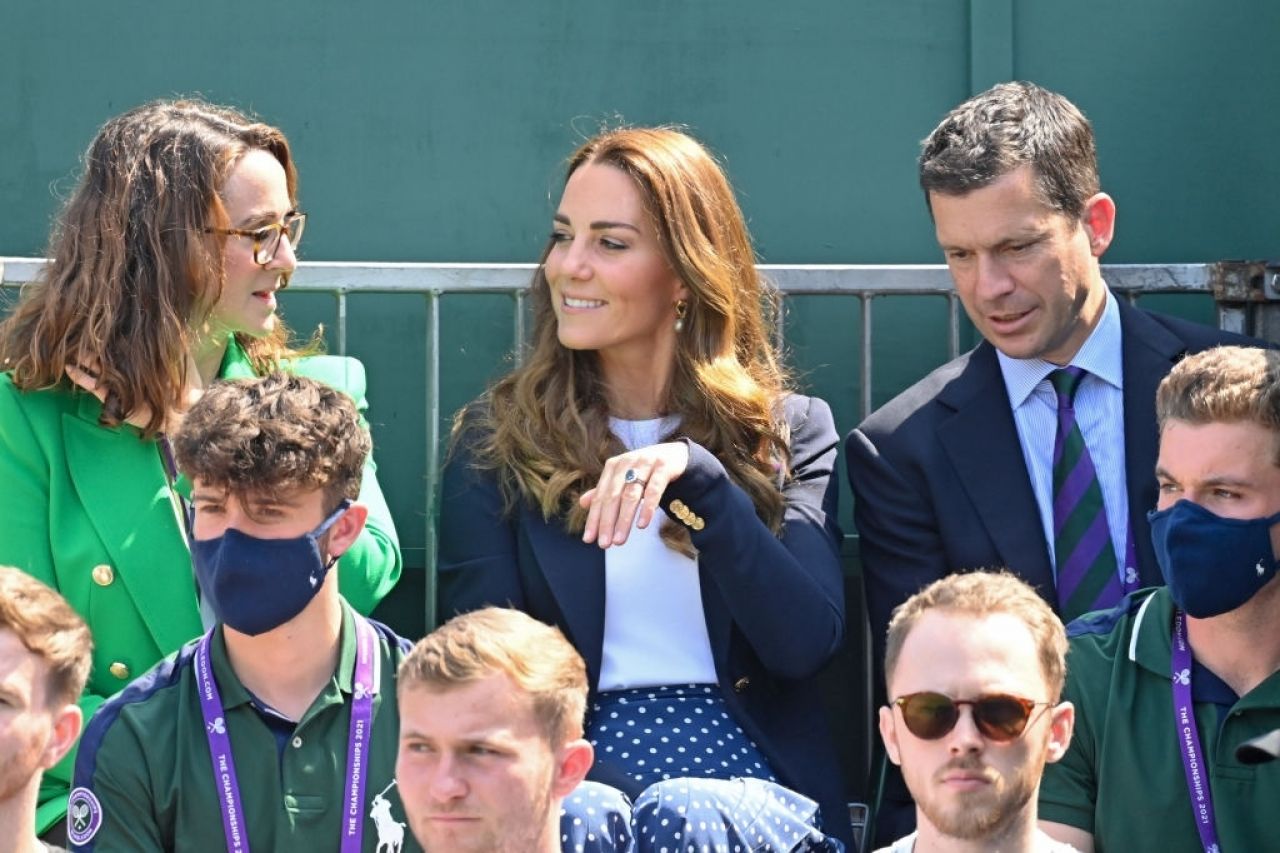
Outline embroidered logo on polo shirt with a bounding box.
[67,787,103,844]
[371,780,406,852]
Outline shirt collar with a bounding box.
[997,288,1123,408]
[209,600,364,713]
[1128,586,1173,678]
[1127,589,1228,702]
[217,334,257,379]
[1130,587,1280,706]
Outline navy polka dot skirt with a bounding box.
[557,778,846,852]
[633,777,845,852]
[559,780,635,853]
[587,684,779,787]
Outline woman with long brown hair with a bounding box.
[0,99,401,835]
[438,127,850,845]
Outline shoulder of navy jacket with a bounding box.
[376,620,414,656]
[1066,587,1157,640]
[74,640,199,785]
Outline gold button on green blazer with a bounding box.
[0,336,402,834]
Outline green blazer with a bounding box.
[0,338,402,833]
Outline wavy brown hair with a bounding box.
[0,99,304,437]
[461,127,791,552]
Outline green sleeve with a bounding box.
[1038,644,1100,834]
[0,378,109,831]
[0,376,59,613]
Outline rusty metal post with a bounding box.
[1210,261,1280,343]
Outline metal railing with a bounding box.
[0,257,1224,622]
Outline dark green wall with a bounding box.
[3,2,1275,641]
[6,2,1276,264]
[5,0,1275,798]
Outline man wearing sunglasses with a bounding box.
[1039,346,1280,853]
[877,571,1078,853]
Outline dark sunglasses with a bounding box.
[893,692,1050,742]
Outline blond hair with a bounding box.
[1156,346,1280,462]
[0,567,93,707]
[398,607,587,746]
[884,571,1067,701]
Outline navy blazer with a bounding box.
[438,394,852,845]
[845,298,1256,656]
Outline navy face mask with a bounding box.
[191,499,352,636]
[1148,500,1280,618]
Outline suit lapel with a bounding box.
[521,506,607,681]
[936,345,1057,599]
[218,335,257,379]
[63,403,202,653]
[1118,301,1187,584]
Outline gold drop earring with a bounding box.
[674,299,688,333]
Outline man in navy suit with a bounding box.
[846,81,1251,844]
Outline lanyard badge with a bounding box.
[195,615,380,852]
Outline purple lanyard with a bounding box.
[195,616,380,853]
[1171,610,1220,853]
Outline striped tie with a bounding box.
[1050,367,1123,621]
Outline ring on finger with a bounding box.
[623,468,646,488]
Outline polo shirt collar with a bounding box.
[208,600,366,714]
[997,287,1123,408]
[1128,586,1175,678]
[1129,587,1280,708]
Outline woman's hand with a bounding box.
[66,353,205,433]
[580,441,690,548]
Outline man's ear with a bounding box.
[1080,193,1116,259]
[42,703,83,770]
[326,503,368,560]
[878,705,903,767]
[1044,701,1076,764]
[551,739,595,799]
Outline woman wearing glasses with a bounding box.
[0,99,401,836]
[438,127,851,847]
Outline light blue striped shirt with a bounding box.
[997,289,1131,582]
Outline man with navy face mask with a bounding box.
[1040,346,1280,852]
[66,373,421,851]
[67,373,630,853]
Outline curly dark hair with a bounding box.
[173,373,369,509]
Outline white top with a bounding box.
[597,415,718,691]
[997,288,1134,584]
[874,829,1082,853]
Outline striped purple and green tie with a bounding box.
[1050,367,1124,621]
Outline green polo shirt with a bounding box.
[1039,588,1280,852]
[69,602,422,852]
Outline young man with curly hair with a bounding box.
[68,373,629,853]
